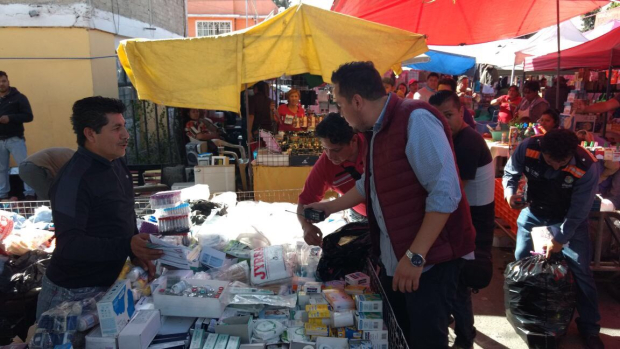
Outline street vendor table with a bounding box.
[252,165,312,202]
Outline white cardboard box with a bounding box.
[118,310,161,349]
[194,165,235,192]
[86,326,118,349]
[153,277,228,318]
[97,280,135,337]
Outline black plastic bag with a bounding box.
[504,254,575,349]
[316,222,371,282]
[0,250,51,294]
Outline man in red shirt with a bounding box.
[298,113,367,246]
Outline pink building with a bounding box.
[188,0,279,37]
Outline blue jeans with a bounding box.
[36,275,108,320]
[515,207,601,336]
[0,137,34,197]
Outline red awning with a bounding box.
[525,26,620,71]
[331,0,607,45]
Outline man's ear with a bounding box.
[83,127,96,144]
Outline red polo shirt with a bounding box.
[298,134,367,216]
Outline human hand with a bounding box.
[0,115,9,124]
[544,239,563,259]
[507,194,527,210]
[302,224,323,247]
[131,233,164,261]
[132,257,156,281]
[573,100,586,114]
[392,255,423,292]
[303,202,333,222]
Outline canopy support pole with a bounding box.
[603,65,613,137]
[555,0,561,111]
[510,62,516,86]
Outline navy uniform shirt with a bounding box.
[46,147,137,289]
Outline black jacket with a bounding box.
[0,87,33,139]
[46,147,138,289]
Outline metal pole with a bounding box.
[555,0,561,111]
[245,0,249,28]
[510,62,516,86]
[604,65,613,137]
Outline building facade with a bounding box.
[0,0,186,155]
[187,0,278,37]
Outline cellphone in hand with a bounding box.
[304,208,326,222]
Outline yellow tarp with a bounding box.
[118,4,428,113]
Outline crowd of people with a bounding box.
[297,62,611,349]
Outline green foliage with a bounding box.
[582,8,601,32]
[126,100,183,166]
[273,0,290,8]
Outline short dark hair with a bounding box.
[315,113,354,145]
[427,72,439,80]
[253,81,268,97]
[437,78,457,92]
[524,80,540,92]
[508,85,519,91]
[542,108,560,127]
[331,62,386,102]
[540,129,578,161]
[429,90,461,109]
[0,71,7,79]
[381,77,395,87]
[71,96,126,147]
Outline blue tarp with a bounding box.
[406,50,476,76]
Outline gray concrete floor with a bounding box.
[448,232,620,349]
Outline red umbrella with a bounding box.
[331,0,608,45]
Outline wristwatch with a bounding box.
[406,250,426,267]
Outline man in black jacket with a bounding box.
[0,71,34,199]
[36,96,163,319]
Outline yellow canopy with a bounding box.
[118,4,428,113]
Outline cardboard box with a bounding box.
[203,333,219,349]
[355,312,383,331]
[214,316,252,344]
[153,277,228,318]
[355,294,383,313]
[86,326,118,349]
[97,280,135,337]
[345,272,369,286]
[118,310,161,349]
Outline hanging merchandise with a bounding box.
[316,223,371,282]
[504,254,575,348]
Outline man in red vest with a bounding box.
[307,61,476,348]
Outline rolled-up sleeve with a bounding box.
[406,109,461,213]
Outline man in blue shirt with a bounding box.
[503,129,603,349]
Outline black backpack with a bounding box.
[316,222,371,282]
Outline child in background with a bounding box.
[185,109,219,142]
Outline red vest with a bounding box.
[364,95,476,264]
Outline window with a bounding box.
[196,21,232,37]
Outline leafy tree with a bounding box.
[273,0,290,8]
[582,8,600,31]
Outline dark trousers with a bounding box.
[380,258,464,349]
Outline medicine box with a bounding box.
[189,329,205,349]
[355,294,382,313]
[214,334,230,349]
[203,333,219,349]
[118,310,161,349]
[323,289,355,312]
[355,312,383,331]
[345,272,369,286]
[362,324,388,342]
[97,280,135,337]
[225,336,240,349]
[86,326,118,349]
[153,277,228,318]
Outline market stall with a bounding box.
[0,187,409,348]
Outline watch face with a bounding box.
[410,254,424,267]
